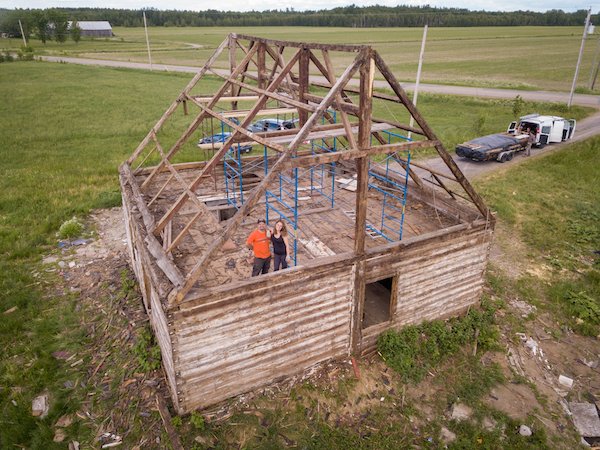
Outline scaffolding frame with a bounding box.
[223,147,244,208]
[367,129,413,241]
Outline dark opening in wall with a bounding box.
[362,277,393,329]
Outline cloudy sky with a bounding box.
[0,0,597,14]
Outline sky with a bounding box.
[0,0,598,14]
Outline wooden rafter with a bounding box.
[235,34,367,53]
[207,68,318,114]
[127,37,230,166]
[282,140,437,169]
[322,49,358,150]
[372,51,491,218]
[122,33,494,303]
[151,135,220,245]
[119,164,184,287]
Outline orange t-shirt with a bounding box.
[246,229,271,259]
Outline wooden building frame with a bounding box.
[119,33,495,414]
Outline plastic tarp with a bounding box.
[456,133,521,160]
[461,134,519,151]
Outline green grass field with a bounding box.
[0,60,597,448]
[2,26,599,92]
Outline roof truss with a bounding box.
[121,33,492,304]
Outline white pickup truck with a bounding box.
[508,114,576,147]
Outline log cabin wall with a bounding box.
[360,221,493,354]
[169,259,355,413]
[122,164,493,414]
[120,176,182,410]
[161,219,492,413]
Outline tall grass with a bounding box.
[0,61,209,447]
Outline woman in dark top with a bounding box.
[270,220,291,271]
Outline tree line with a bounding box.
[0,6,596,41]
[0,9,82,43]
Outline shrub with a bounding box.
[472,114,487,134]
[133,326,162,372]
[377,300,498,382]
[18,45,34,61]
[58,217,84,239]
[190,411,205,431]
[565,290,600,336]
[512,94,525,118]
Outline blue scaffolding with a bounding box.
[263,121,339,266]
[221,110,341,266]
[263,143,299,265]
[367,130,412,242]
[309,140,337,208]
[223,146,244,208]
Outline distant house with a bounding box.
[69,21,113,38]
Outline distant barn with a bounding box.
[69,21,113,37]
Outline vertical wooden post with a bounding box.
[143,11,153,71]
[18,20,27,47]
[257,43,266,91]
[298,48,310,127]
[354,50,373,256]
[408,24,428,139]
[351,49,374,355]
[229,34,238,111]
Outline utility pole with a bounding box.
[408,24,428,139]
[568,8,592,108]
[18,20,27,47]
[589,36,600,90]
[143,11,153,71]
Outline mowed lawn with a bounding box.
[2,26,596,92]
[0,60,594,447]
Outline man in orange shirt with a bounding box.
[246,218,271,276]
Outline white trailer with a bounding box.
[508,114,576,147]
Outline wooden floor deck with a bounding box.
[137,164,460,289]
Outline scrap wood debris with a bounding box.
[41,208,179,448]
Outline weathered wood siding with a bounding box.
[360,222,493,354]
[169,262,354,412]
[120,177,181,409]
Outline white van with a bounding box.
[507,114,576,146]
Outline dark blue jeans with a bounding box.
[273,254,288,271]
